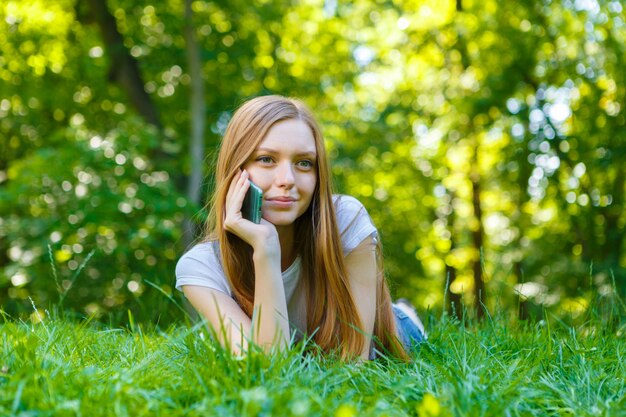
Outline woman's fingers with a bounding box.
[225,171,249,217]
[233,170,250,209]
[224,170,255,234]
[223,171,279,251]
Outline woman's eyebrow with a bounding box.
[295,151,317,158]
[255,147,317,157]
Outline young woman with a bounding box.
[176,95,425,360]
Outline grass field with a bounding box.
[2,304,625,417]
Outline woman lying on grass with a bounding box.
[176,95,425,361]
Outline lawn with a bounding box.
[1,309,625,417]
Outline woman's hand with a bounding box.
[224,170,280,257]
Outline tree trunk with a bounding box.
[444,191,462,320]
[446,262,462,320]
[470,160,486,320]
[88,0,161,128]
[182,0,206,247]
[515,261,529,320]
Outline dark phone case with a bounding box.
[242,181,263,223]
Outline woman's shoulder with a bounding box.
[180,240,219,258]
[332,194,368,214]
[332,194,378,253]
[175,239,232,294]
[175,240,222,276]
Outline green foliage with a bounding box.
[0,118,192,323]
[1,308,625,416]
[1,0,625,323]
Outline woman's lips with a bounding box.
[265,197,296,208]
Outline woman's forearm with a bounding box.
[251,250,290,351]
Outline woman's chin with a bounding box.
[262,213,298,227]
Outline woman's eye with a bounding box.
[257,156,273,164]
[297,160,314,169]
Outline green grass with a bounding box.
[1,309,625,417]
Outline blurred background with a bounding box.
[1,0,624,326]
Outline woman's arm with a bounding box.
[183,285,253,354]
[345,236,378,360]
[182,251,289,354]
[250,245,290,351]
[184,170,290,355]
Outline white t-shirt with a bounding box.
[175,195,377,338]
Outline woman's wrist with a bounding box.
[251,230,281,261]
[251,231,281,263]
[252,245,281,266]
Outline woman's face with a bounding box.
[243,119,318,227]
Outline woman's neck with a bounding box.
[275,224,296,271]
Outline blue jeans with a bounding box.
[392,304,426,350]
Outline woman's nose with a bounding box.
[275,163,295,188]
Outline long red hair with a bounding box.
[203,95,407,360]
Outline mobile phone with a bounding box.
[241,181,263,223]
